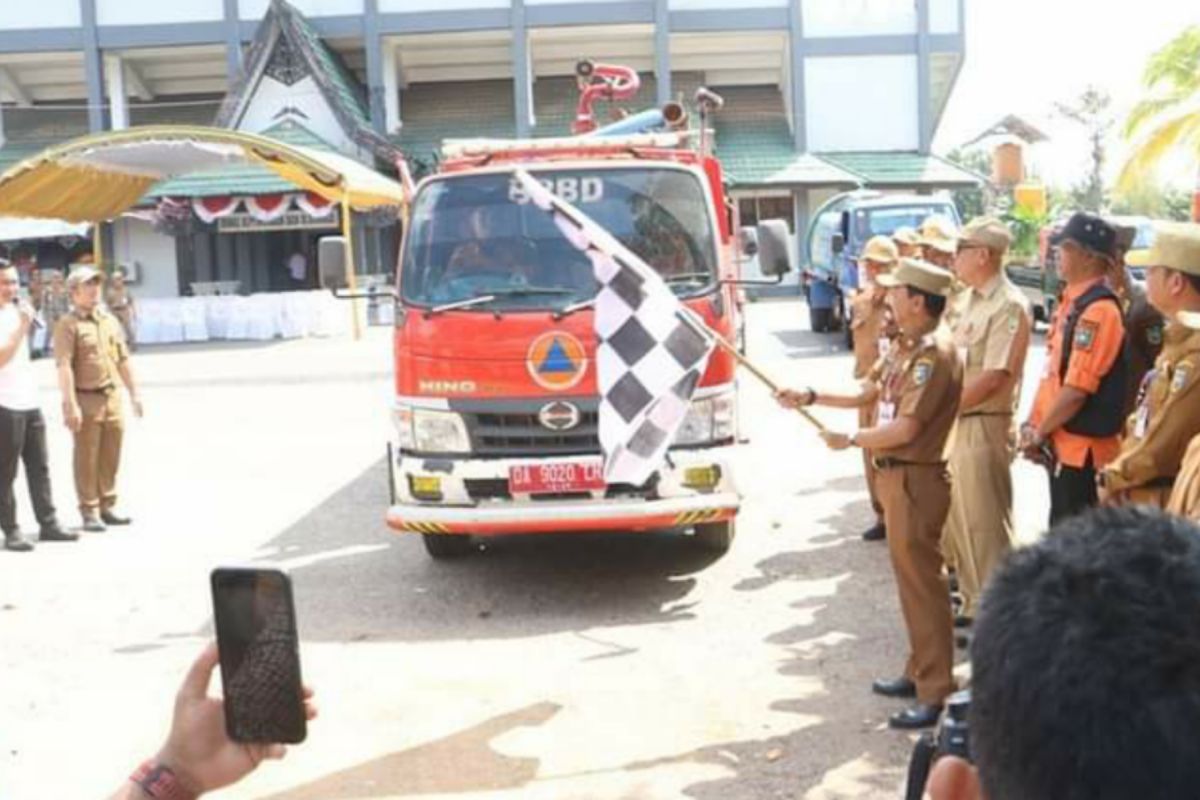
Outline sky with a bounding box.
[934,0,1200,190]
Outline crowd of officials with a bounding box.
[779,210,1200,731]
[0,262,141,551]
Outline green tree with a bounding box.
[1119,26,1200,195]
[1055,86,1114,212]
[945,147,992,219]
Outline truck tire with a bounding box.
[810,306,832,333]
[693,519,736,553]
[422,533,476,559]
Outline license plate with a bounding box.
[509,462,605,494]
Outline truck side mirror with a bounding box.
[831,232,845,255]
[756,219,794,278]
[738,226,759,257]
[318,236,349,290]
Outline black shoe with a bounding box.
[889,703,943,730]
[100,511,131,526]
[39,524,79,543]
[861,522,886,542]
[954,614,974,629]
[871,677,917,699]
[4,531,33,552]
[82,517,107,533]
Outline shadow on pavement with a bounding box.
[254,458,724,643]
[771,329,846,360]
[259,702,561,799]
[588,494,935,798]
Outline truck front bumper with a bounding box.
[387,448,739,537]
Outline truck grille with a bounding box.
[455,399,602,458]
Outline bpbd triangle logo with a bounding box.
[527,332,588,391]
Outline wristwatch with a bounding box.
[130,760,197,800]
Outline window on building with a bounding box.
[737,196,795,233]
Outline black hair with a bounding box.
[904,285,947,318]
[970,507,1200,800]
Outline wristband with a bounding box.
[130,760,197,800]
[805,387,816,406]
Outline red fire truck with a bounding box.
[370,64,791,558]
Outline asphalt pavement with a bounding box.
[0,299,1055,799]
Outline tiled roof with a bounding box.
[215,0,390,159]
[392,80,517,177]
[818,151,984,188]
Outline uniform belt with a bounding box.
[76,385,114,395]
[871,457,947,470]
[961,411,1012,418]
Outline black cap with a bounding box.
[1051,212,1116,259]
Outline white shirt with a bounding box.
[288,253,307,282]
[0,305,38,411]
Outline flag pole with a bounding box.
[707,330,827,433]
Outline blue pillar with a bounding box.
[512,0,532,137]
[654,0,671,107]
[81,0,104,132]
[788,0,806,152]
[224,0,242,83]
[917,0,932,154]
[365,0,386,135]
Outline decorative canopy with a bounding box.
[0,125,407,223]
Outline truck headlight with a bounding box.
[393,403,471,454]
[674,391,736,446]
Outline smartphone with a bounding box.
[210,567,307,744]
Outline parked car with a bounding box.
[804,190,960,345]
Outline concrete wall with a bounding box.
[97,0,223,26]
[804,54,919,152]
[0,0,80,29]
[239,0,363,18]
[113,219,180,299]
[803,0,916,37]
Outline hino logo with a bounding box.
[538,401,581,432]
[419,380,478,394]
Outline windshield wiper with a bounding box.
[487,286,575,296]
[553,298,595,320]
[426,294,497,316]
[662,272,714,284]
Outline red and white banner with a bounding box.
[245,193,291,222]
[295,191,335,219]
[193,196,240,224]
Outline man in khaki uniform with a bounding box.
[917,216,959,271]
[104,269,137,352]
[54,267,143,531]
[779,258,962,730]
[943,218,1032,625]
[1100,222,1200,507]
[850,235,899,541]
[1168,427,1200,520]
[892,227,921,259]
[1108,223,1165,418]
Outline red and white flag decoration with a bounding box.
[296,191,335,219]
[246,193,290,222]
[193,196,240,224]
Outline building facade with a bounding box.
[0,0,973,297]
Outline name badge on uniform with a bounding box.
[878,402,896,425]
[1134,404,1150,439]
[1171,361,1193,394]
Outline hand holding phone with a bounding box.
[210,568,307,744]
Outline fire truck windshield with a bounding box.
[400,168,717,311]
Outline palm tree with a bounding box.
[1118,26,1200,220]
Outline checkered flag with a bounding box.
[513,170,716,486]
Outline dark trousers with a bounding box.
[0,406,57,533]
[1049,453,1098,527]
